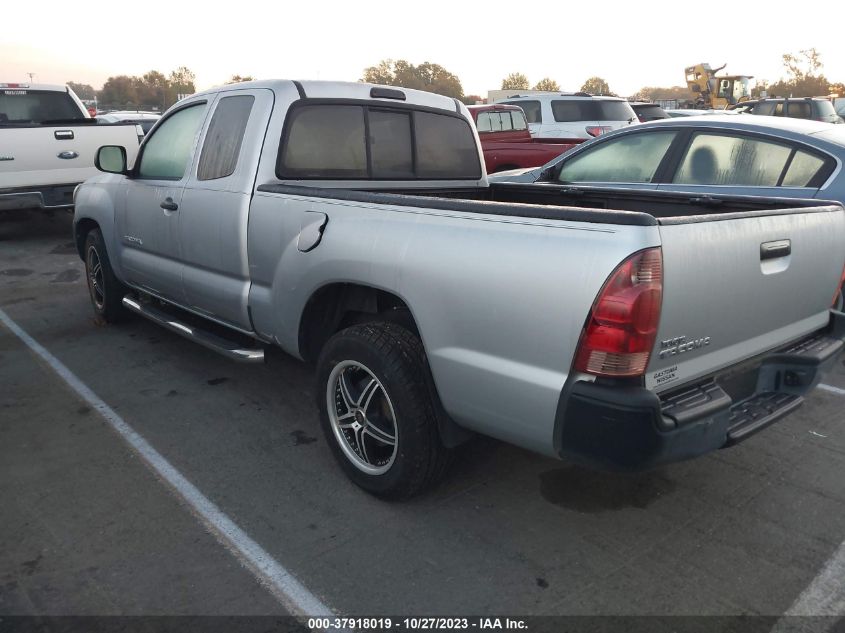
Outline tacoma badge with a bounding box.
[659,335,711,359]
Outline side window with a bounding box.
[755,102,777,116]
[673,133,792,186]
[476,112,492,132]
[551,100,587,122]
[197,95,255,181]
[505,100,540,123]
[774,103,785,116]
[558,132,676,183]
[138,104,206,180]
[782,150,826,187]
[787,102,812,120]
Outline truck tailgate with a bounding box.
[0,125,139,190]
[646,206,845,393]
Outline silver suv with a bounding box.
[496,93,638,140]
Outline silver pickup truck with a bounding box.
[73,80,845,498]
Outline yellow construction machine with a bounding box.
[685,63,753,109]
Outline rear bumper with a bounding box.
[554,311,845,471]
[0,184,78,211]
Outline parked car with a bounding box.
[488,115,845,204]
[468,104,581,173]
[74,81,845,499]
[97,111,161,142]
[750,97,843,124]
[665,108,739,117]
[0,83,140,212]
[495,92,638,139]
[630,102,669,122]
[835,98,845,118]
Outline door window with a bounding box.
[138,104,206,180]
[197,95,255,181]
[503,100,540,123]
[557,131,675,183]
[673,133,792,186]
[782,151,826,187]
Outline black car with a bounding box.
[629,102,670,122]
[750,97,842,123]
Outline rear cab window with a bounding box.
[476,110,528,133]
[277,102,482,180]
[0,89,85,124]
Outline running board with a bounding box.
[122,296,265,363]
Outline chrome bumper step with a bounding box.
[122,295,265,363]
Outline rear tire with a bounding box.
[84,228,128,323]
[316,322,451,499]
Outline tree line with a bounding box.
[67,70,253,111]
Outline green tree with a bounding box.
[460,94,482,105]
[361,59,464,99]
[167,66,196,106]
[501,73,529,90]
[581,77,611,95]
[136,70,168,110]
[67,81,95,100]
[99,75,139,109]
[766,48,830,97]
[533,78,560,92]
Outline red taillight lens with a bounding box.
[574,248,663,377]
[585,125,612,137]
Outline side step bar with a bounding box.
[122,296,265,363]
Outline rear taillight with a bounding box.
[585,125,612,137]
[574,248,663,377]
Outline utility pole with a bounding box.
[27,72,35,83]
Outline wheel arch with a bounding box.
[300,282,472,449]
[74,218,101,260]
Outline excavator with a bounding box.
[685,63,753,109]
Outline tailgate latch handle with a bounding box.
[760,239,791,261]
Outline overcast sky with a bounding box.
[4,1,844,98]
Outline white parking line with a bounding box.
[0,308,334,619]
[784,540,845,616]
[818,383,845,397]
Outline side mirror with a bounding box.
[95,145,128,174]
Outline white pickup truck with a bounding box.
[0,83,140,212]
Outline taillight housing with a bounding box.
[574,248,663,377]
[585,125,612,137]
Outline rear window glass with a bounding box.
[476,110,528,133]
[551,100,634,122]
[814,100,837,117]
[0,89,85,123]
[278,103,481,180]
[502,100,540,123]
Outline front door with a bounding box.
[115,101,209,302]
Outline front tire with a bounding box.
[316,322,450,499]
[84,228,128,323]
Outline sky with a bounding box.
[4,1,845,99]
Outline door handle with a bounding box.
[160,198,179,211]
[760,239,790,261]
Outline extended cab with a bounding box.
[0,83,140,212]
[468,104,581,173]
[74,80,845,498]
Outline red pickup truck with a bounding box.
[468,104,584,173]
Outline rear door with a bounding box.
[657,130,834,199]
[178,88,274,330]
[645,206,845,392]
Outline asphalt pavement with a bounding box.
[2,210,845,622]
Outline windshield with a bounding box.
[0,89,85,124]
